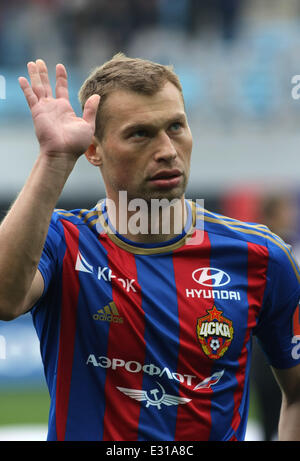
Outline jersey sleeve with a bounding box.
[254,239,300,369]
[36,213,65,298]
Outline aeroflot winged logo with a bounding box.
[192,267,231,287]
[117,382,191,410]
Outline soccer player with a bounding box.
[0,55,300,441]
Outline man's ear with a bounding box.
[85,136,103,167]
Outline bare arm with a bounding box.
[273,364,300,440]
[0,59,99,320]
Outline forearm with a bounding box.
[0,58,99,319]
[278,395,300,441]
[0,154,75,318]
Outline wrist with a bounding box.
[26,152,75,201]
[37,150,77,175]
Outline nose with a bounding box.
[153,131,177,162]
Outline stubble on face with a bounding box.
[92,83,194,242]
[98,82,193,205]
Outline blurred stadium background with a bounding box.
[1,0,300,441]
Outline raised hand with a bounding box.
[19,59,100,161]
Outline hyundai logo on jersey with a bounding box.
[192,267,231,287]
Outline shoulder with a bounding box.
[198,204,289,248]
[196,204,300,279]
[198,204,274,244]
[52,207,100,230]
[41,206,102,247]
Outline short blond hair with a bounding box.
[78,53,183,139]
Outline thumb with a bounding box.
[82,94,100,127]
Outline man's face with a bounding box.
[94,82,193,203]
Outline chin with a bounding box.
[143,190,185,205]
[126,178,187,204]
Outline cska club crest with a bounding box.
[197,306,234,359]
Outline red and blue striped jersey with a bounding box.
[31,200,300,441]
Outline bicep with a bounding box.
[17,217,62,317]
[21,269,45,315]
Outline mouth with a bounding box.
[148,169,183,189]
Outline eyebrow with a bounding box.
[121,113,187,135]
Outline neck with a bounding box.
[105,193,187,244]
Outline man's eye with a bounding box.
[131,130,147,138]
[169,122,182,132]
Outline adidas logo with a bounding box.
[93,301,123,324]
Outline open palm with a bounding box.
[19,60,100,159]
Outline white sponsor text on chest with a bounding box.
[186,267,241,301]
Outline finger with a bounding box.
[36,59,53,98]
[55,63,69,100]
[27,61,45,99]
[18,76,38,109]
[82,94,100,128]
